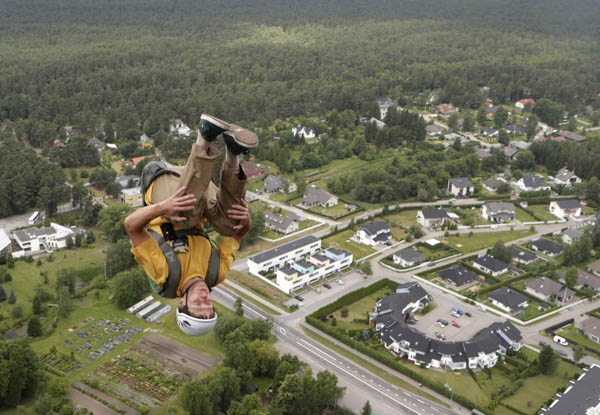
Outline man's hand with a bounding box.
[159,187,197,222]
[228,199,252,243]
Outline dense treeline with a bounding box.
[0,0,599,154]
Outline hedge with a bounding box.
[499,403,528,415]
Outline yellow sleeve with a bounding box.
[216,237,240,285]
[130,236,169,287]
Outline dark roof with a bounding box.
[374,282,430,325]
[264,212,298,233]
[505,123,527,134]
[325,247,347,257]
[312,253,329,262]
[481,127,497,134]
[557,130,586,142]
[303,187,334,205]
[554,199,581,209]
[438,264,477,286]
[485,202,515,214]
[359,221,390,236]
[482,179,505,190]
[559,269,600,290]
[540,364,600,415]
[373,232,392,243]
[522,174,547,189]
[532,238,564,255]
[394,247,426,263]
[448,177,473,188]
[487,287,528,311]
[295,259,314,270]
[512,246,537,262]
[421,208,449,219]
[278,266,296,276]
[264,175,290,192]
[473,255,508,273]
[249,235,319,264]
[525,277,574,299]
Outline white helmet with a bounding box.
[176,307,218,336]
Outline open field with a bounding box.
[445,229,535,254]
[383,209,420,228]
[226,270,290,310]
[323,230,376,260]
[527,204,559,221]
[334,287,391,331]
[516,207,537,223]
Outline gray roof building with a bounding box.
[448,177,473,188]
[302,187,335,206]
[359,221,390,236]
[482,178,506,191]
[557,130,586,143]
[525,277,574,302]
[264,175,293,193]
[421,208,450,219]
[485,202,516,214]
[531,238,564,256]
[473,255,509,274]
[540,364,600,415]
[487,287,529,312]
[558,268,600,291]
[512,246,537,263]
[264,211,300,234]
[438,264,477,286]
[249,235,319,264]
[522,174,548,190]
[581,317,600,341]
[555,199,582,209]
[394,247,426,264]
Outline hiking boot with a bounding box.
[223,125,259,155]
[199,114,231,141]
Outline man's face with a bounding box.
[179,280,215,319]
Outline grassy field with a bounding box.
[334,287,391,330]
[384,210,420,228]
[502,348,581,413]
[226,270,290,310]
[224,284,282,316]
[516,208,537,223]
[559,324,600,355]
[445,229,535,254]
[527,204,559,221]
[323,230,376,260]
[455,207,488,226]
[583,205,596,216]
[417,243,459,261]
[305,156,371,182]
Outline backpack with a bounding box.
[141,161,221,298]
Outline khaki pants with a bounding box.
[150,143,246,236]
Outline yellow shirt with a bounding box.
[130,182,239,296]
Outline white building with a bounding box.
[247,235,321,276]
[12,223,83,256]
[554,167,581,187]
[447,178,474,197]
[549,200,582,219]
[515,174,551,192]
[275,248,353,293]
[291,125,316,140]
[0,230,11,261]
[481,202,516,223]
[120,187,143,207]
[355,221,391,246]
[169,119,192,137]
[393,247,426,268]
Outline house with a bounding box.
[505,124,527,135]
[356,221,392,246]
[487,287,529,313]
[0,229,11,262]
[480,127,499,137]
[509,140,531,151]
[485,106,497,117]
[169,119,192,137]
[116,175,140,189]
[558,269,600,291]
[106,143,118,151]
[417,208,450,229]
[524,277,574,303]
[511,246,538,265]
[588,260,600,277]
[247,235,321,276]
[472,255,509,277]
[12,223,84,255]
[119,187,143,207]
[263,175,296,194]
[437,264,478,287]
[504,146,519,161]
[129,155,152,166]
[291,125,316,140]
[140,133,154,147]
[371,282,432,329]
[482,178,507,193]
[516,174,551,192]
[241,161,269,179]
[515,98,536,109]
[531,238,564,257]
[447,177,474,197]
[88,137,106,152]
[393,247,426,268]
[264,212,300,235]
[426,124,446,136]
[65,126,80,140]
[539,364,600,415]
[481,202,516,223]
[376,98,395,120]
[556,130,586,143]
[274,247,353,293]
[53,139,65,150]
[476,148,492,160]
[561,228,584,245]
[581,317,600,344]
[554,167,581,187]
[436,103,458,116]
[365,117,386,129]
[302,187,338,208]
[549,200,582,219]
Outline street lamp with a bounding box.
[445,383,454,403]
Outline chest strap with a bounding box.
[147,227,221,298]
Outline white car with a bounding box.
[336,279,344,285]
[553,335,568,346]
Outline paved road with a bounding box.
[213,284,460,415]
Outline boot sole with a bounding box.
[224,129,258,149]
[200,114,231,131]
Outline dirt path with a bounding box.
[68,387,117,415]
[71,382,140,415]
[132,333,217,376]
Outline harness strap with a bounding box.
[147,228,181,298]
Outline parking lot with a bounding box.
[412,285,501,342]
[284,269,366,309]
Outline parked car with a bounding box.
[336,279,344,285]
[323,283,332,289]
[452,321,461,328]
[539,341,549,347]
[434,332,446,340]
[428,262,436,266]
[439,319,449,325]
[559,351,569,358]
[436,319,448,327]
[406,318,417,325]
[315,288,321,294]
[465,312,472,317]
[553,335,568,346]
[294,295,304,301]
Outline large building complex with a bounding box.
[247,235,322,276]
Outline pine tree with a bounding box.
[234,297,244,316]
[0,284,6,302]
[27,316,43,337]
[362,400,372,415]
[32,295,42,315]
[8,289,16,304]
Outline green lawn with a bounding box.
[226,270,290,310]
[583,205,596,216]
[455,208,488,226]
[383,210,420,228]
[527,204,559,221]
[307,202,355,218]
[323,230,375,260]
[334,287,391,330]
[559,324,600,355]
[516,207,537,223]
[445,230,535,254]
[417,243,459,261]
[503,348,581,413]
